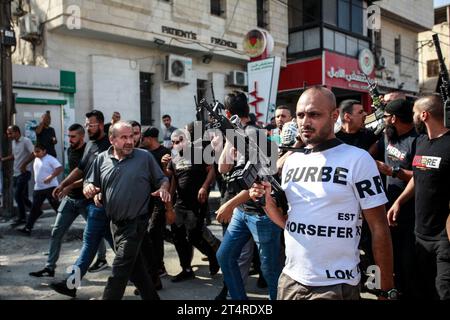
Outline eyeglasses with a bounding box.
[85,123,100,128]
[171,140,181,145]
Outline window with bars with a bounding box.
[257,0,268,29]
[395,36,401,65]
[211,0,225,17]
[140,72,153,126]
[427,59,439,77]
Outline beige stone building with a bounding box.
[418,5,450,95]
[372,0,434,96]
[11,0,288,132]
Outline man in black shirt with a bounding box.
[372,99,419,298]
[29,123,107,277]
[336,99,377,150]
[140,126,172,288]
[166,128,219,282]
[34,111,58,158]
[388,95,450,300]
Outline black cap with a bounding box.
[385,99,413,122]
[142,126,159,138]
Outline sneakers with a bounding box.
[158,266,168,277]
[10,219,26,228]
[17,227,31,236]
[29,267,54,278]
[256,274,267,288]
[50,280,77,298]
[88,259,108,273]
[171,269,195,282]
[209,256,220,276]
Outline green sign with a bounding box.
[60,70,76,93]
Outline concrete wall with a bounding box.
[418,21,449,94]
[377,0,434,30]
[376,17,421,93]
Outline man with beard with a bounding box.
[250,86,395,300]
[370,99,418,299]
[272,105,293,146]
[29,124,108,277]
[388,95,450,300]
[84,121,170,300]
[130,120,142,148]
[336,100,377,151]
[49,110,113,298]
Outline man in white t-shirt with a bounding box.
[250,86,395,300]
[18,143,63,235]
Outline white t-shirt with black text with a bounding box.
[281,143,387,287]
[33,154,61,191]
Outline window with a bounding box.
[140,72,153,126]
[351,0,363,34]
[211,0,225,17]
[427,60,439,77]
[338,0,350,31]
[323,0,337,26]
[303,0,320,24]
[288,0,320,29]
[374,31,382,58]
[395,36,401,65]
[257,0,268,28]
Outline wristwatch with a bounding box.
[378,288,399,300]
[391,165,401,178]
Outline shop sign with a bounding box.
[162,25,197,40]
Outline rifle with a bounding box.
[432,34,450,128]
[197,98,283,206]
[364,74,386,135]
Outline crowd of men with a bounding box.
[1,86,449,300]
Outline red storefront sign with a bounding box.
[278,51,375,92]
[324,51,374,92]
[278,56,322,92]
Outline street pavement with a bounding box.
[0,191,269,300]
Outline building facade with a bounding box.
[418,5,449,95]
[277,0,433,110]
[12,0,288,133]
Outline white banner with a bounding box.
[247,57,281,125]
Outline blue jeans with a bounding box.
[217,208,282,300]
[46,196,107,271]
[13,171,32,220]
[73,204,113,278]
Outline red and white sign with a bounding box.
[324,51,374,92]
[247,57,281,124]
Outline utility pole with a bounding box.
[0,0,15,217]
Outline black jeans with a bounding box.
[171,207,217,270]
[141,201,166,279]
[13,171,32,220]
[102,215,159,300]
[26,187,59,230]
[391,225,416,299]
[415,235,450,300]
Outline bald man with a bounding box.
[250,86,395,300]
[388,95,450,300]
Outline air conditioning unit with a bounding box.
[227,70,247,87]
[19,13,40,42]
[164,54,192,84]
[376,55,386,69]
